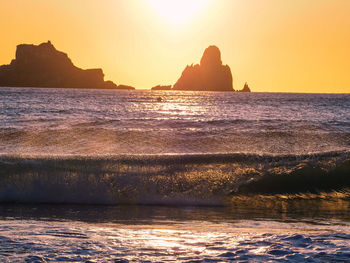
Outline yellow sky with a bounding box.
[0,0,349,93]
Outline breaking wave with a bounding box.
[1,150,349,206]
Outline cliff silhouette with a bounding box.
[173,46,234,92]
[0,41,125,89]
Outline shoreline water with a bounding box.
[1,203,350,262]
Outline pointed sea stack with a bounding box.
[0,41,118,89]
[173,46,234,92]
[238,82,251,92]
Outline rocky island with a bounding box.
[115,84,136,90]
[151,85,172,91]
[173,46,234,92]
[238,82,251,92]
[0,41,131,90]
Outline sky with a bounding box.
[0,0,349,93]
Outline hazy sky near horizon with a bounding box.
[1,0,349,93]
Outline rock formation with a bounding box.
[0,41,119,89]
[116,84,136,90]
[238,82,251,92]
[151,85,172,91]
[173,46,234,92]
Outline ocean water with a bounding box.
[1,88,349,155]
[0,87,350,262]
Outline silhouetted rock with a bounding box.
[238,82,251,92]
[116,84,135,90]
[173,46,234,92]
[104,80,118,89]
[0,41,118,89]
[151,85,172,91]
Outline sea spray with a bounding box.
[1,151,349,205]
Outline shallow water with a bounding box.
[0,87,349,262]
[1,204,350,262]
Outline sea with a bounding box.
[0,87,349,262]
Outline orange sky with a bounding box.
[0,0,349,93]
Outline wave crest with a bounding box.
[0,151,349,205]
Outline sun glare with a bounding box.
[149,0,209,24]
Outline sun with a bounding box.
[149,0,209,24]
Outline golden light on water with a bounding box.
[149,0,209,24]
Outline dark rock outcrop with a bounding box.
[116,84,135,90]
[173,46,234,92]
[238,82,251,92]
[151,85,172,91]
[0,41,118,89]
